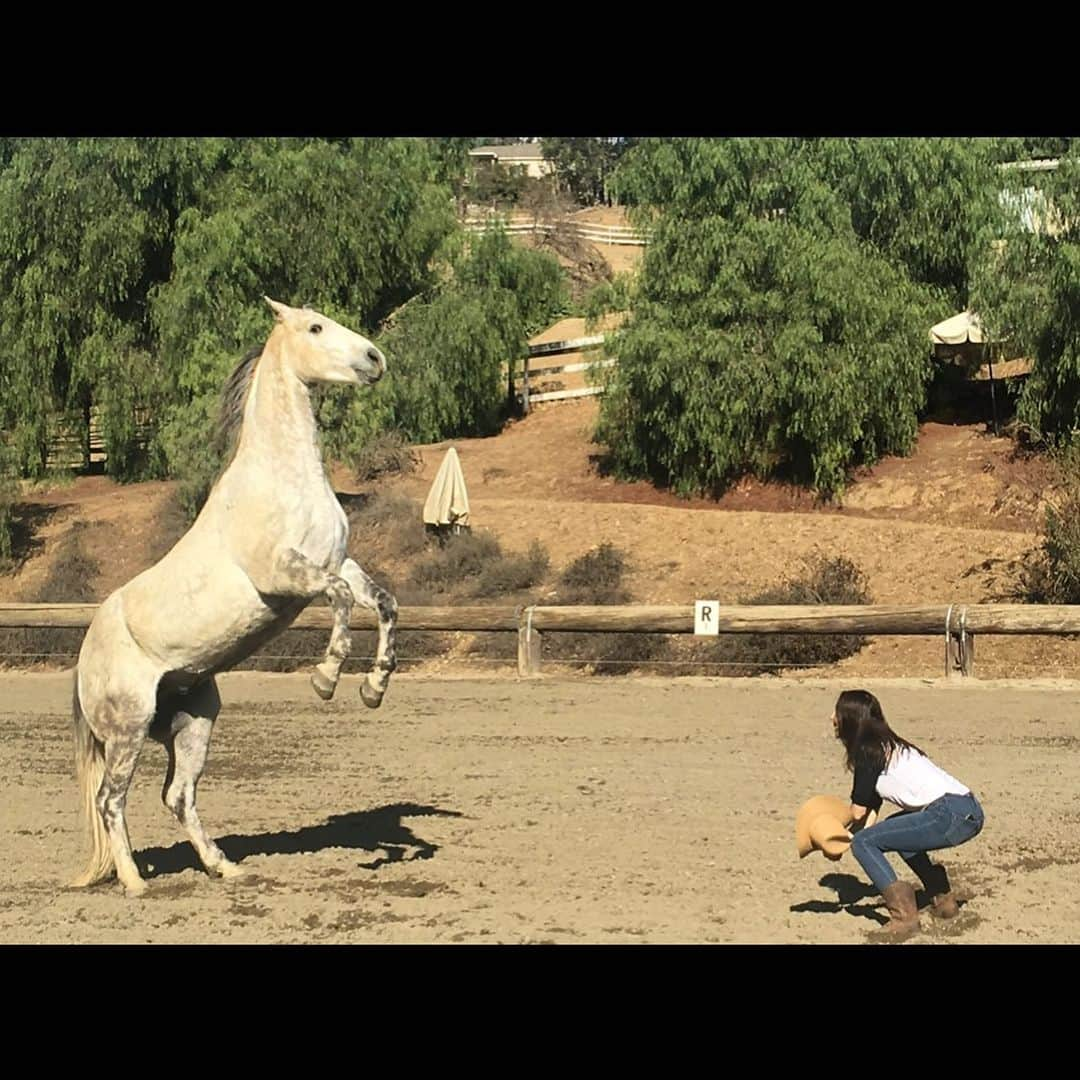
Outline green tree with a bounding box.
[971,148,1080,440]
[0,138,566,520]
[0,138,462,498]
[427,137,478,211]
[469,162,530,208]
[148,138,458,513]
[819,138,1001,309]
[322,225,568,455]
[593,138,995,497]
[0,137,222,478]
[541,137,635,206]
[0,437,18,566]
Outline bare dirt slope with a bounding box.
[347,399,1061,679]
[0,382,1065,679]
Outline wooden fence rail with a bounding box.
[5,603,1080,680]
[516,334,613,412]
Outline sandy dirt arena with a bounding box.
[2,671,1078,945]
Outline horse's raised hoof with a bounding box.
[360,678,384,709]
[311,669,337,701]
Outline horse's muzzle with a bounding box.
[354,346,386,384]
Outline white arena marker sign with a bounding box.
[694,600,720,636]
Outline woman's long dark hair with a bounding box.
[835,690,924,772]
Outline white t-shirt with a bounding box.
[875,747,970,810]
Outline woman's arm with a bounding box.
[850,759,884,825]
[847,804,880,834]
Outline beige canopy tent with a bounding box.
[928,310,1020,435]
[929,310,986,347]
[929,309,1032,379]
[423,446,471,532]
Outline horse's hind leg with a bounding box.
[154,679,243,880]
[73,605,159,896]
[97,718,154,897]
[339,557,398,709]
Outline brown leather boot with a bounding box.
[868,881,921,941]
[925,864,959,919]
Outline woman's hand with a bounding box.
[848,803,869,833]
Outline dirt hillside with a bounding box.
[3,387,1066,680]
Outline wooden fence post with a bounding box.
[517,606,542,677]
[945,606,976,679]
[959,606,975,678]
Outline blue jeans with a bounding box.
[850,792,985,894]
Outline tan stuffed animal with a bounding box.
[796,795,878,860]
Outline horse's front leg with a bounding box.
[249,548,355,702]
[339,557,398,709]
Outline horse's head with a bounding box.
[265,297,386,387]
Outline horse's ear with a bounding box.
[264,297,288,322]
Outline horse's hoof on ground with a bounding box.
[123,880,148,899]
[360,679,384,709]
[311,670,337,701]
[216,860,246,880]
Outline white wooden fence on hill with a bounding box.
[465,214,650,247]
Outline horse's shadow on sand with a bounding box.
[135,803,464,880]
[789,873,889,925]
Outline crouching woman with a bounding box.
[833,689,985,941]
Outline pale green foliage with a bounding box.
[0,138,572,522]
[0,138,219,478]
[322,225,568,451]
[156,392,222,522]
[820,138,1001,308]
[971,150,1080,440]
[149,138,458,509]
[0,438,18,565]
[0,139,503,520]
[540,138,636,206]
[152,138,455,399]
[1022,441,1080,603]
[596,138,1001,496]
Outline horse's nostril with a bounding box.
[367,348,384,370]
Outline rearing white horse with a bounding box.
[71,297,398,896]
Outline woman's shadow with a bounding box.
[135,802,464,880]
[790,873,888,925]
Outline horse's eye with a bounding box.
[310,324,322,334]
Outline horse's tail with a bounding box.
[70,673,113,887]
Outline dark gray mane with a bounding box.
[215,345,263,455]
